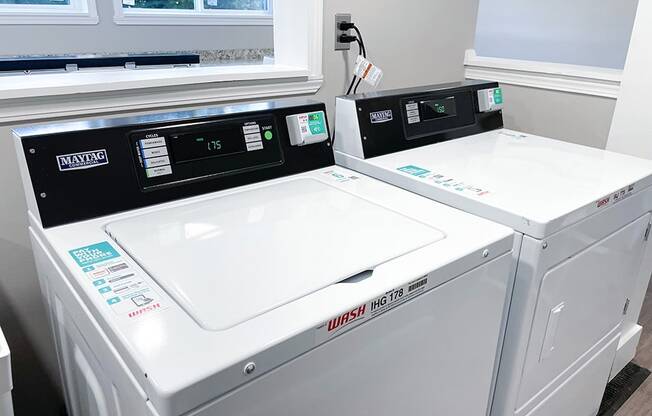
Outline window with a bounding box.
[114,0,273,25]
[0,0,98,24]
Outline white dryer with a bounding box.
[334,82,652,416]
[14,100,516,416]
[0,326,13,416]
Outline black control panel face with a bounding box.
[16,100,333,227]
[347,81,504,158]
[400,91,476,141]
[131,116,283,190]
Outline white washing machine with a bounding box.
[14,100,516,416]
[0,326,13,416]
[334,81,652,416]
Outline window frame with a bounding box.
[113,0,273,26]
[0,0,323,123]
[0,0,98,24]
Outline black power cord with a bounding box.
[338,22,367,95]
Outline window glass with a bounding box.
[203,0,267,10]
[124,0,194,9]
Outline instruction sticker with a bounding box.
[315,275,429,344]
[69,242,166,320]
[397,165,491,197]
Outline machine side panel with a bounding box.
[30,230,150,416]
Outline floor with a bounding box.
[615,283,652,416]
[0,288,64,416]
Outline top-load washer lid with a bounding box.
[106,178,444,330]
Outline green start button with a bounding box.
[264,130,274,140]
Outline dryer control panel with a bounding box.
[14,100,334,227]
[334,80,504,159]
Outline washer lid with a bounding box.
[106,178,444,330]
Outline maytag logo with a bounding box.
[57,149,109,171]
[370,110,393,124]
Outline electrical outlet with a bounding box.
[335,13,352,51]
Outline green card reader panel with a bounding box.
[286,111,329,146]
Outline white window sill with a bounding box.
[0,12,98,25]
[464,49,622,98]
[0,65,323,123]
[113,12,272,26]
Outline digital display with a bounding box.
[420,97,457,121]
[169,125,247,163]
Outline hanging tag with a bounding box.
[122,0,136,5]
[353,55,384,87]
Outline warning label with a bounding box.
[315,275,430,344]
[70,242,166,320]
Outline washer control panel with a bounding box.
[130,115,283,190]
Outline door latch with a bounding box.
[645,223,651,241]
[623,298,631,315]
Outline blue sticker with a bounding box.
[69,242,120,267]
[398,165,431,177]
[93,279,106,287]
[107,297,121,305]
[82,266,95,272]
[98,287,112,294]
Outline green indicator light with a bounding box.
[264,131,274,140]
[196,137,205,142]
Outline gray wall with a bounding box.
[0,0,273,56]
[475,0,638,69]
[316,0,479,118]
[500,85,617,149]
[0,0,480,391]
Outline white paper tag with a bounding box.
[122,0,135,5]
[207,0,218,5]
[353,55,384,87]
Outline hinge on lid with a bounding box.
[645,223,651,241]
[624,298,631,315]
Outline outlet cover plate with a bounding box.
[335,13,352,51]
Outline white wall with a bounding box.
[475,0,638,69]
[607,0,652,159]
[0,0,480,389]
[0,0,273,56]
[500,85,617,149]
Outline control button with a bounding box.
[139,137,166,149]
[243,124,260,135]
[146,165,173,178]
[246,141,264,151]
[245,133,263,143]
[141,146,168,159]
[406,103,418,111]
[408,116,421,124]
[143,156,171,168]
[407,109,420,117]
[264,130,274,141]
